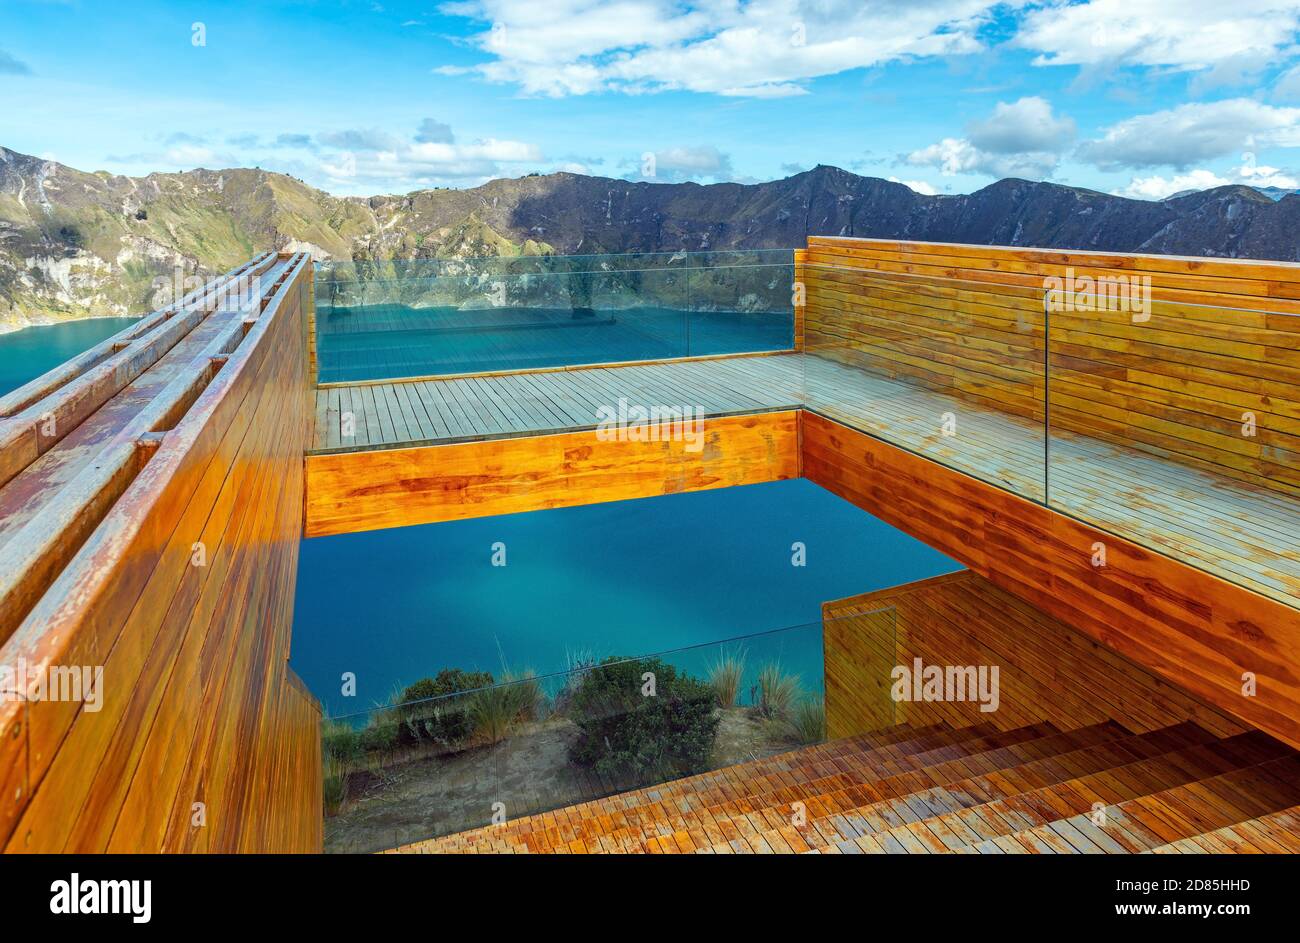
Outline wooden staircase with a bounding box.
[391,720,1300,854]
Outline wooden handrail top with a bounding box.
[0,252,276,418]
[0,254,309,650]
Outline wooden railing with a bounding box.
[0,254,322,852]
[802,237,1300,498]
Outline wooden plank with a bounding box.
[304,410,801,537]
[824,571,1246,741]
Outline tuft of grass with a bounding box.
[787,696,826,745]
[467,671,542,744]
[755,662,800,720]
[707,649,746,708]
[321,715,362,816]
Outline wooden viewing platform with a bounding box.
[3,237,1300,854]
[310,352,1300,613]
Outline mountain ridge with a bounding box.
[3,145,1299,331]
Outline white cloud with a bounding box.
[967,97,1076,154]
[1079,99,1300,171]
[1116,159,1299,199]
[437,0,999,98]
[1117,169,1231,200]
[305,119,544,192]
[1015,0,1300,79]
[888,176,939,195]
[1274,65,1300,102]
[905,97,1075,180]
[631,145,735,182]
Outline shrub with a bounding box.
[552,650,597,716]
[787,696,826,745]
[707,649,746,708]
[401,669,494,703]
[466,671,541,744]
[755,663,800,720]
[359,717,402,755]
[397,668,494,746]
[568,656,720,783]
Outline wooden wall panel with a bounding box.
[0,256,322,853]
[801,237,1300,497]
[305,410,801,537]
[802,410,1300,750]
[823,570,1245,741]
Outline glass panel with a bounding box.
[799,262,1048,502]
[1045,285,1300,608]
[320,611,894,853]
[686,252,795,356]
[314,250,795,383]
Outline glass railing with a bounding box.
[315,250,795,383]
[320,611,895,853]
[800,262,1047,501]
[798,259,1300,608]
[1044,286,1300,606]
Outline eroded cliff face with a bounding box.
[2,144,1295,331]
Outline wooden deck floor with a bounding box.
[392,720,1300,854]
[313,354,1300,611]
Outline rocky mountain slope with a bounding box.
[3,144,1298,330]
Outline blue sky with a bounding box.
[2,0,1300,200]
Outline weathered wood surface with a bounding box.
[312,353,799,452]
[803,411,1300,751]
[823,570,1245,741]
[305,410,800,537]
[0,254,321,853]
[0,254,278,494]
[802,237,1300,500]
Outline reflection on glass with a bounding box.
[315,251,795,382]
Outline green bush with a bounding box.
[359,718,402,755]
[322,718,362,765]
[401,669,494,703]
[397,668,495,746]
[321,717,360,816]
[568,656,720,782]
[707,649,746,708]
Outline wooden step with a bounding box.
[1147,805,1300,853]
[794,722,1219,853]
[551,723,1066,854]
[722,725,1278,855]
[432,723,1004,853]
[393,722,1300,854]
[426,722,1075,854]
[996,755,1300,853]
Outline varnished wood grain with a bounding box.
[802,237,1300,500]
[0,255,321,853]
[305,410,801,537]
[823,570,1245,741]
[803,411,1300,751]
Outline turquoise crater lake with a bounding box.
[289,479,961,718]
